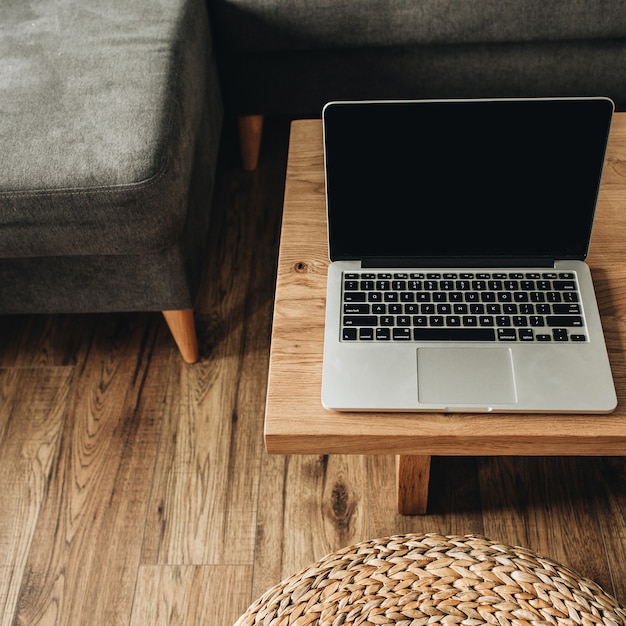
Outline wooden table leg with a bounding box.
[396,455,431,515]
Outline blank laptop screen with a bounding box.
[323,98,613,264]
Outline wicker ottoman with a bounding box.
[235,533,626,626]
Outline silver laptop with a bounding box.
[321,97,617,413]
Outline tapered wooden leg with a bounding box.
[238,114,264,171]
[396,455,431,515]
[162,309,199,364]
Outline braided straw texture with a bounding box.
[235,533,626,626]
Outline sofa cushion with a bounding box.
[211,0,626,54]
[0,0,214,258]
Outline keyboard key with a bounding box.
[518,328,534,341]
[393,328,412,340]
[553,328,569,341]
[497,328,517,341]
[344,316,378,326]
[344,292,366,302]
[359,328,374,340]
[413,328,496,341]
[553,280,576,290]
[344,304,369,316]
[571,334,587,341]
[343,328,357,340]
[547,316,583,327]
[376,328,390,340]
[553,304,581,314]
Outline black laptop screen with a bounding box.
[323,98,613,264]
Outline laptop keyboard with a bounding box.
[342,271,586,342]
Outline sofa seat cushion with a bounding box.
[212,0,626,54]
[0,0,211,258]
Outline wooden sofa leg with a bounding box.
[162,309,200,364]
[238,114,264,171]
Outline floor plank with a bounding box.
[368,455,485,538]
[0,368,71,626]
[130,565,252,626]
[589,457,626,601]
[252,453,370,600]
[480,456,612,593]
[0,314,96,368]
[12,314,171,625]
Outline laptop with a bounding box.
[321,97,617,413]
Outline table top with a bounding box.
[264,117,626,456]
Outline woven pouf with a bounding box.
[235,533,626,626]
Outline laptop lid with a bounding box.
[322,98,614,268]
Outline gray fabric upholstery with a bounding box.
[212,0,626,53]
[220,40,626,117]
[210,0,626,114]
[0,0,222,313]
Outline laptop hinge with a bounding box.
[360,257,557,268]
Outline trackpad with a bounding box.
[417,347,517,406]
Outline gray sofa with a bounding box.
[209,0,626,169]
[0,0,223,362]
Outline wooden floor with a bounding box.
[2,116,626,625]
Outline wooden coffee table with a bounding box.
[264,117,626,514]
